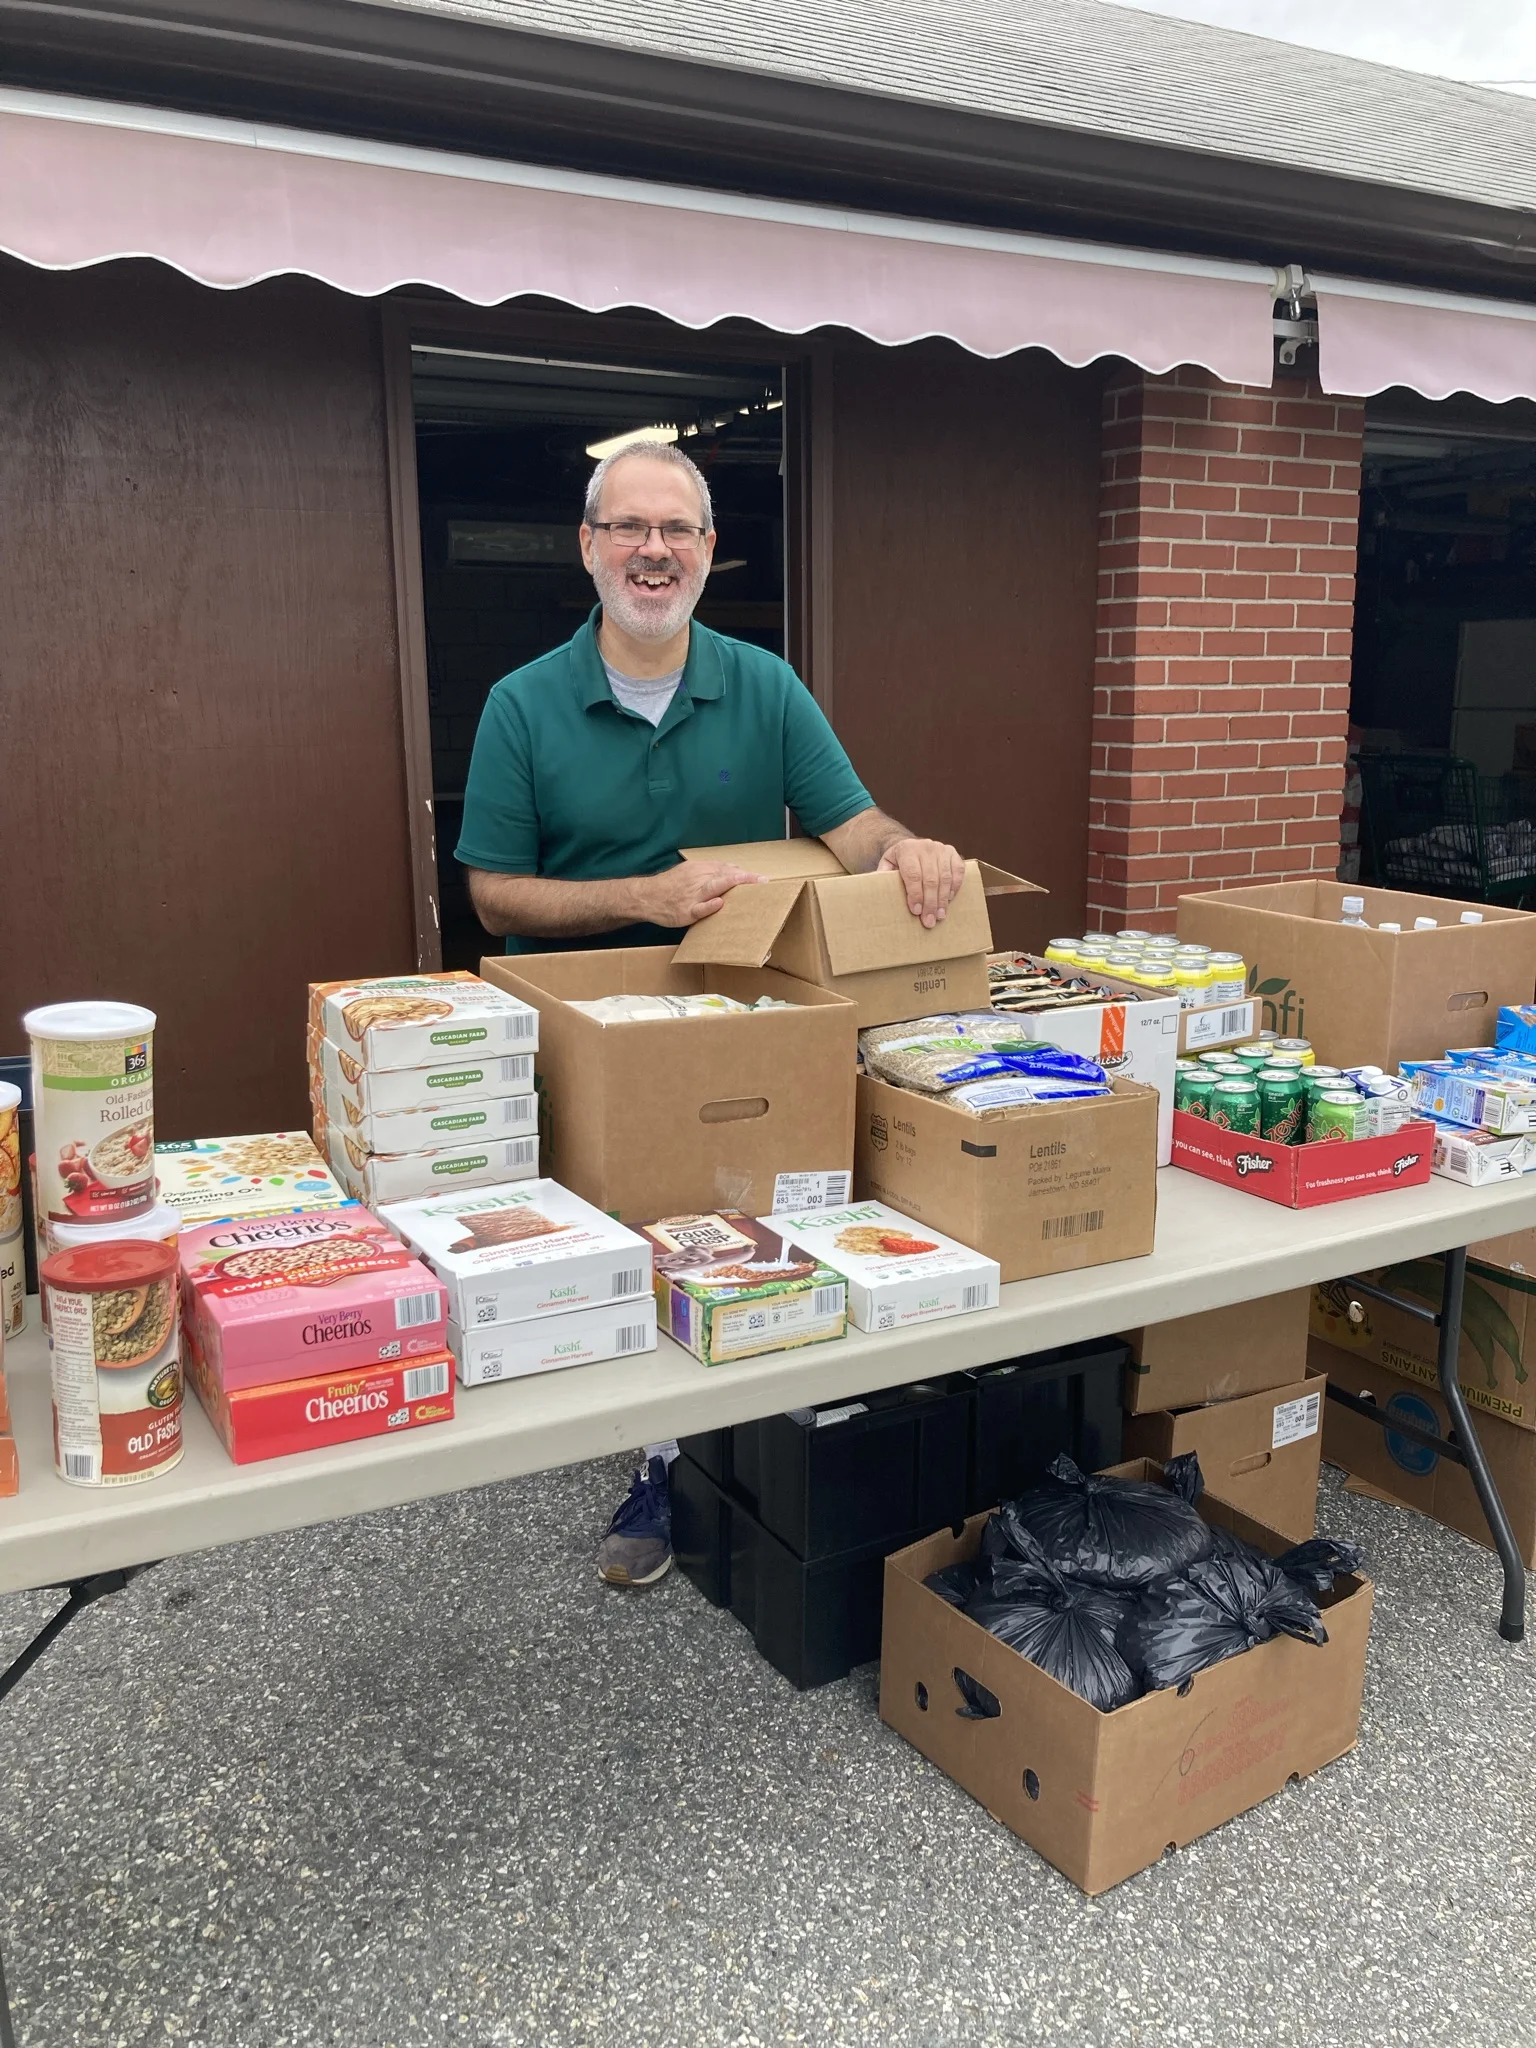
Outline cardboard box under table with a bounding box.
[1124,1290,1311,1414]
[1123,1370,1325,1542]
[671,840,1038,1028]
[879,1463,1373,1895]
[853,1073,1158,1285]
[1314,1337,1536,1567]
[1175,879,1536,1070]
[480,951,856,1224]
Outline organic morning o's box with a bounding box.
[764,1200,1000,1333]
[640,1211,847,1365]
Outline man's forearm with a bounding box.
[820,806,912,874]
[466,869,649,940]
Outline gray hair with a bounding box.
[583,441,714,532]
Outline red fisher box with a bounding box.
[1170,1111,1435,1208]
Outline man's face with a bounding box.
[580,453,716,643]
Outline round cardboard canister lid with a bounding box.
[41,1238,178,1294]
[0,1082,20,1113]
[22,1001,157,1042]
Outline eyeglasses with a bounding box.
[590,520,708,552]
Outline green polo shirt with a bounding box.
[455,609,873,952]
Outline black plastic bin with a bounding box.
[963,1338,1127,1513]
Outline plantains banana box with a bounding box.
[1312,1253,1536,1433]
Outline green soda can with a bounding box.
[1210,1077,1260,1134]
[1198,1049,1245,1069]
[1230,1045,1273,1076]
[1308,1088,1363,1143]
[1257,1066,1307,1144]
[1175,1067,1216,1118]
[1302,1065,1344,1094]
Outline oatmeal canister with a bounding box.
[25,1002,156,1224]
[41,1239,183,1486]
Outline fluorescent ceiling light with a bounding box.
[584,423,679,460]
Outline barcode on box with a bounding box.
[813,1285,844,1317]
[961,1284,989,1311]
[62,1451,97,1482]
[403,1360,450,1400]
[1041,1210,1104,1242]
[506,1137,538,1168]
[614,1324,650,1354]
[1222,1007,1248,1036]
[611,1267,646,1298]
[395,1290,441,1330]
[508,1012,536,1040]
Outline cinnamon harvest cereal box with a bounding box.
[319,975,536,1073]
[380,1179,651,1329]
[180,1207,448,1392]
[761,1200,999,1333]
[640,1212,847,1365]
[154,1132,352,1226]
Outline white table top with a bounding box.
[2,1166,1533,1596]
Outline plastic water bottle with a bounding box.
[1341,896,1368,927]
[1414,916,1439,931]
[1460,910,1485,925]
[1378,921,1402,933]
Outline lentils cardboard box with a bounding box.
[480,950,856,1224]
[1315,1336,1536,1566]
[1124,1290,1311,1415]
[853,1073,1157,1284]
[672,839,1039,1027]
[879,1463,1373,1895]
[1175,879,1536,1070]
[1122,1369,1325,1542]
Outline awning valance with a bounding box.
[0,88,1280,385]
[1314,271,1536,405]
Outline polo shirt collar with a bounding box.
[573,606,725,710]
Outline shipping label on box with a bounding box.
[154,1133,351,1226]
[449,1298,657,1386]
[320,975,537,1073]
[319,1034,536,1118]
[381,1179,652,1329]
[762,1199,999,1333]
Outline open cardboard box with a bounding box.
[880,1460,1373,1896]
[854,1072,1158,1284]
[1170,1109,1434,1207]
[674,839,1040,1027]
[479,950,857,1223]
[1176,879,1536,1070]
[1122,1369,1325,1542]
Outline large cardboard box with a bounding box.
[1176,879,1536,1070]
[1314,1336,1536,1565]
[480,951,856,1223]
[1124,1290,1310,1414]
[673,839,1038,1027]
[853,1073,1157,1284]
[879,1464,1373,1895]
[1122,1370,1324,1541]
[1311,1252,1536,1433]
[998,965,1181,1166]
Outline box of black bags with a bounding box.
[878,1461,1373,1895]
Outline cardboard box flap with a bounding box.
[679,839,847,881]
[976,862,1043,899]
[671,877,806,968]
[814,864,996,975]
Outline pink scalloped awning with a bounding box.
[1315,272,1536,404]
[0,91,1281,383]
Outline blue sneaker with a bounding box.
[597,1456,673,1588]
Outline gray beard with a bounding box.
[591,554,707,642]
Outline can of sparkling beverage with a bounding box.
[1198,1050,1247,1069]
[1271,1038,1315,1066]
[1230,1045,1273,1076]
[1308,1088,1366,1143]
[1174,1067,1216,1118]
[1206,951,1248,1004]
[1257,1066,1308,1145]
[1210,1077,1261,1134]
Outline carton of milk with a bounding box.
[762,1199,1000,1333]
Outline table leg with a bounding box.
[0,1936,15,2048]
[1437,1248,1526,1644]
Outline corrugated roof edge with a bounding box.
[3,0,1536,299]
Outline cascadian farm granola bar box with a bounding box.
[319,975,537,1073]
[641,1211,847,1365]
[319,1034,536,1120]
[761,1200,999,1333]
[154,1133,352,1226]
[325,1121,539,1207]
[379,1180,652,1329]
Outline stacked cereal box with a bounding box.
[381,1180,656,1385]
[309,975,539,1206]
[0,1079,21,1346]
[24,1001,184,1489]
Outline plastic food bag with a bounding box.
[988,1452,1214,1590]
[1274,1537,1365,1596]
[960,1534,1140,1713]
[952,1668,1002,1719]
[1117,1548,1328,1692]
[923,1561,981,1609]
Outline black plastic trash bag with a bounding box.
[952,1667,1001,1719]
[962,1535,1141,1713]
[1117,1547,1328,1693]
[924,1561,981,1609]
[989,1452,1214,1590]
[1275,1537,1365,1596]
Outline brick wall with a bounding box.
[1086,367,1365,931]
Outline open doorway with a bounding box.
[1348,391,1536,901]
[411,342,787,966]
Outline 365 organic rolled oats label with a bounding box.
[24,1002,156,1223]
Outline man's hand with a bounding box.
[877,838,966,929]
[639,861,764,928]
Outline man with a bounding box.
[456,440,963,1585]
